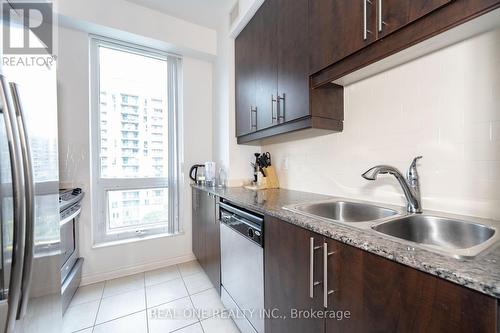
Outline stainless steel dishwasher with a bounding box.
[219,201,264,333]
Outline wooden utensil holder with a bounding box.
[262,166,279,189]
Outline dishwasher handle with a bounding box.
[219,201,263,225]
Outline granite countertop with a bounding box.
[192,184,500,298]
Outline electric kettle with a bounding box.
[189,164,206,184]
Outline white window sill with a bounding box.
[92,230,185,249]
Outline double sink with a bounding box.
[285,199,498,259]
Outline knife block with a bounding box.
[262,166,279,189]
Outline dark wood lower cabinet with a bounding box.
[264,216,324,333]
[326,238,497,333]
[203,193,220,294]
[192,188,220,294]
[265,217,498,333]
[192,188,205,264]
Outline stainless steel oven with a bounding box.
[220,201,264,333]
[59,188,84,313]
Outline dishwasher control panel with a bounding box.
[219,202,263,247]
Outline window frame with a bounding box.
[90,36,181,245]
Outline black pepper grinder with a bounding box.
[254,153,260,184]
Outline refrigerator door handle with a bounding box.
[10,83,35,320]
[0,76,26,333]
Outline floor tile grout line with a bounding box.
[179,269,205,333]
[68,262,204,333]
[169,321,203,333]
[92,273,146,329]
[90,280,106,330]
[92,309,146,329]
[145,275,184,289]
[146,293,191,311]
[102,273,146,299]
[67,297,103,309]
[91,293,104,329]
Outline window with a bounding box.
[90,36,181,245]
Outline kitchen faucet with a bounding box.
[362,156,423,214]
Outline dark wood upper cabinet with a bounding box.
[309,0,454,74]
[311,0,500,86]
[309,0,376,74]
[264,216,325,333]
[235,0,344,144]
[235,16,257,137]
[254,0,278,131]
[377,0,452,38]
[276,0,310,123]
[236,0,500,143]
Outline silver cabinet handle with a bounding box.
[323,242,336,308]
[271,95,277,122]
[378,0,382,32]
[277,93,285,122]
[250,106,257,131]
[11,82,35,319]
[309,237,321,298]
[1,75,26,333]
[363,0,373,40]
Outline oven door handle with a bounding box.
[60,207,82,227]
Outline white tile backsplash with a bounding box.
[262,27,500,220]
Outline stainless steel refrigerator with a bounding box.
[0,31,61,333]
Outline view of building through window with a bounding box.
[98,45,169,230]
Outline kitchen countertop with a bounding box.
[192,184,500,298]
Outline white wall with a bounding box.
[55,0,217,58]
[57,22,214,283]
[260,28,500,220]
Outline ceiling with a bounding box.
[126,0,236,30]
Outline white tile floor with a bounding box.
[63,261,240,333]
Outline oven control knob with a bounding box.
[72,188,82,195]
[248,228,254,238]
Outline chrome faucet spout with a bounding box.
[361,157,423,214]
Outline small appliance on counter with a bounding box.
[190,162,216,186]
[246,152,279,190]
[59,187,85,313]
[190,164,206,184]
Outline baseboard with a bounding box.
[79,253,197,286]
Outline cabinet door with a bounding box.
[254,0,278,131]
[264,217,325,333]
[191,188,204,263]
[376,0,452,38]
[235,17,257,136]
[203,194,220,294]
[276,0,310,122]
[326,240,497,333]
[309,0,376,74]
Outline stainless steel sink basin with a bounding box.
[286,200,401,223]
[373,215,497,258]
